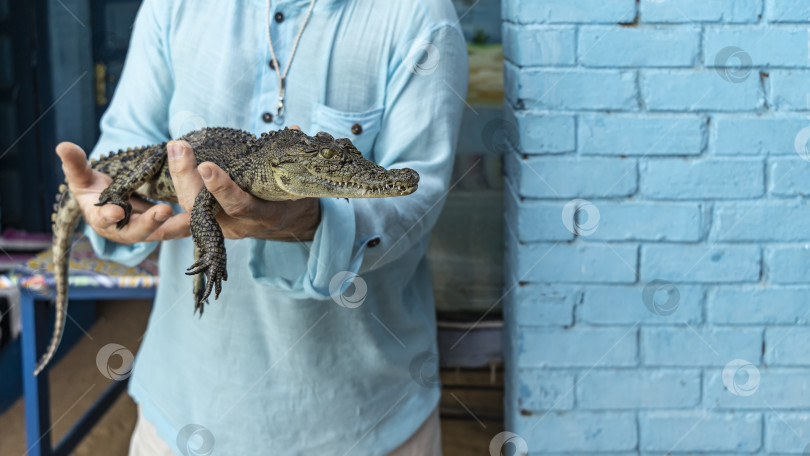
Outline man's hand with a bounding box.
[167,139,321,242]
[56,142,190,243]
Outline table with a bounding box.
[1,237,159,456]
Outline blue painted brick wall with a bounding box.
[502,0,810,453]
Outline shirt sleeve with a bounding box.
[248,23,469,299]
[82,0,173,267]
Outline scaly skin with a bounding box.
[35,127,419,376]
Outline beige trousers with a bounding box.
[128,405,442,456]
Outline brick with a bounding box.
[641,70,764,111]
[579,26,700,67]
[503,24,575,66]
[579,114,706,156]
[765,413,810,453]
[640,412,762,452]
[769,71,810,111]
[708,286,810,324]
[576,369,701,409]
[517,243,638,283]
[579,285,703,325]
[513,156,637,198]
[507,109,575,154]
[711,201,810,241]
[640,158,764,199]
[770,158,810,196]
[505,184,573,242]
[641,244,761,283]
[706,368,810,409]
[641,0,762,23]
[519,326,638,367]
[506,65,638,111]
[512,284,577,327]
[582,202,703,242]
[642,327,762,366]
[765,0,810,22]
[518,369,574,411]
[503,0,636,24]
[766,245,810,284]
[705,28,810,68]
[765,328,810,365]
[514,412,638,452]
[711,116,810,155]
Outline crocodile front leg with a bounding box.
[185,186,227,314]
[95,145,167,229]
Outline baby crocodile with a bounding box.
[36,127,419,375]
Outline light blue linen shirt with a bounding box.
[84,0,467,454]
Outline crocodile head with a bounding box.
[265,129,419,199]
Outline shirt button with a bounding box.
[262,112,274,123]
[366,237,381,248]
[268,59,276,70]
[351,123,363,135]
[274,12,284,23]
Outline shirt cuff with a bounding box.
[83,224,159,267]
[247,198,377,300]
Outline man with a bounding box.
[57,0,467,454]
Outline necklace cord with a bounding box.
[266,0,317,117]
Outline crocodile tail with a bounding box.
[34,183,82,376]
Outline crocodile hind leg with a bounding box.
[95,145,166,229]
[185,186,227,314]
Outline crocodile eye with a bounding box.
[320,148,335,159]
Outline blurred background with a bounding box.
[4,0,810,455]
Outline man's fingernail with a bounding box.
[200,165,213,181]
[154,212,169,222]
[168,141,184,161]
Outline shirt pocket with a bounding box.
[309,102,384,157]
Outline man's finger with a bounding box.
[56,142,94,188]
[198,162,253,217]
[130,195,155,213]
[119,204,174,242]
[167,140,203,211]
[146,212,191,241]
[90,204,126,230]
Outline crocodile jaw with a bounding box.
[273,167,419,198]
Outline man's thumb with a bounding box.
[56,142,94,188]
[199,162,251,216]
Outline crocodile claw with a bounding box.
[186,249,228,314]
[95,190,132,230]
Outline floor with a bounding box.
[0,300,502,455]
